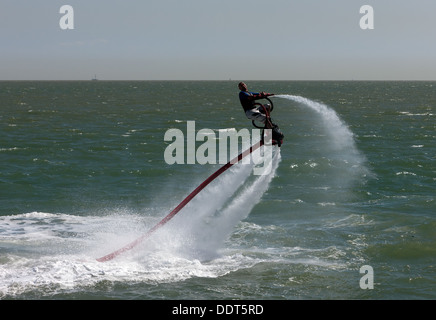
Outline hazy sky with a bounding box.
[1,0,436,80]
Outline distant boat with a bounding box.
[91,74,98,81]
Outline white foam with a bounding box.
[170,148,282,259]
[275,94,371,184]
[275,95,357,152]
[0,146,282,297]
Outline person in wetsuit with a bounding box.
[238,82,274,128]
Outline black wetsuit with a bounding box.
[239,90,265,111]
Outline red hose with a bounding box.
[96,140,264,262]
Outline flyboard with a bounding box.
[96,96,284,262]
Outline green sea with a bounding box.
[1,81,435,300]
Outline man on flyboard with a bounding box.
[238,82,274,129]
[238,82,284,147]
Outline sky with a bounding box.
[1,0,436,80]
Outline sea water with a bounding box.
[1,81,435,299]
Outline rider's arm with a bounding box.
[251,92,274,100]
[241,91,274,103]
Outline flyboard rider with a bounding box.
[238,82,274,129]
[238,82,284,147]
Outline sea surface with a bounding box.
[0,81,435,300]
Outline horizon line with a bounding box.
[1,79,436,82]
